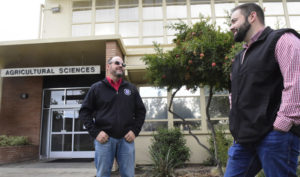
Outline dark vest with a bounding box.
[229,27,300,143]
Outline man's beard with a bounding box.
[113,70,123,78]
[234,20,251,42]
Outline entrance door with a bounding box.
[49,108,94,158]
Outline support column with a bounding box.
[105,40,124,75]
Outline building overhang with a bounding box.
[0,35,126,74]
[0,36,175,85]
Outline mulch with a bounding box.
[111,164,221,177]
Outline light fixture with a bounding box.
[51,5,61,13]
[20,93,29,99]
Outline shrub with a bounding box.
[0,135,30,147]
[205,127,232,167]
[150,147,177,177]
[149,128,190,177]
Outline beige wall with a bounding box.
[42,0,72,38]
[135,134,211,164]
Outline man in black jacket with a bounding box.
[79,56,146,177]
[225,3,300,177]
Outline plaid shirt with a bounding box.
[273,32,300,131]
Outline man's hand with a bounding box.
[124,130,136,143]
[96,131,109,144]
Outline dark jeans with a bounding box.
[224,130,300,177]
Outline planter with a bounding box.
[0,145,39,164]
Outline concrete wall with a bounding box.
[0,77,43,145]
[42,0,72,38]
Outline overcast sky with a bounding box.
[0,0,44,42]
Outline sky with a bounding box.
[0,0,44,42]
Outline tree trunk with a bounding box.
[206,85,224,176]
[168,87,212,155]
[168,86,225,177]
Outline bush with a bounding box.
[0,135,30,147]
[205,127,232,167]
[149,128,190,177]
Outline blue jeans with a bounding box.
[225,130,300,177]
[94,137,135,177]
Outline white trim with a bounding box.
[50,151,94,158]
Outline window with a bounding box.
[166,20,187,35]
[95,23,115,35]
[173,86,201,131]
[72,9,92,23]
[44,90,65,108]
[43,88,89,108]
[66,89,89,105]
[143,37,164,45]
[265,16,286,29]
[119,22,139,37]
[72,0,92,37]
[72,24,92,36]
[290,16,300,31]
[204,87,230,130]
[263,2,284,15]
[287,1,300,15]
[123,38,139,45]
[140,87,168,131]
[119,0,139,21]
[214,0,235,17]
[143,21,164,36]
[190,0,211,18]
[140,86,203,132]
[166,0,187,19]
[143,0,163,20]
[216,18,230,32]
[191,2,211,18]
[118,0,139,43]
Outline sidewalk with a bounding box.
[0,159,97,177]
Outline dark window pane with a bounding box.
[66,89,88,105]
[51,134,72,151]
[74,110,86,132]
[173,97,200,119]
[74,134,94,151]
[142,98,167,119]
[44,90,64,108]
[52,110,63,132]
[206,96,230,118]
[142,122,168,131]
[174,120,201,130]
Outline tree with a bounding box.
[142,17,236,176]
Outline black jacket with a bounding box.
[79,78,146,139]
[230,27,300,143]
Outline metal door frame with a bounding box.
[48,107,94,158]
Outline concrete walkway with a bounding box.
[0,159,97,177]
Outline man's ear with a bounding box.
[248,11,257,24]
[106,64,110,73]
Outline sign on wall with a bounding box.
[0,65,101,77]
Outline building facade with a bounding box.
[0,0,299,164]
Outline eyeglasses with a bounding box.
[109,61,126,67]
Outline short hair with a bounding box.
[107,56,123,64]
[232,3,265,25]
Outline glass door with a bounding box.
[49,108,94,158]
